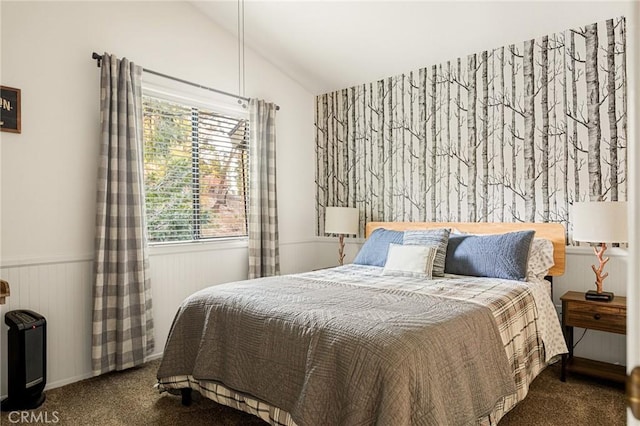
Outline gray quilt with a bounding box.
[157,274,516,425]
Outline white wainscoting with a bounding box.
[0,244,252,396]
[0,258,94,397]
[0,242,251,396]
[0,239,322,397]
[0,240,628,397]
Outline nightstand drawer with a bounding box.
[565,307,626,334]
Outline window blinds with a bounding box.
[142,95,249,243]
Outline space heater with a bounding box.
[1,310,47,411]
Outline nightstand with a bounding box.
[560,291,626,383]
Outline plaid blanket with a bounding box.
[158,265,567,425]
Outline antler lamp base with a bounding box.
[584,242,614,302]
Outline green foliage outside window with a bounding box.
[143,96,248,243]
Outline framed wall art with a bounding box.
[1,85,21,133]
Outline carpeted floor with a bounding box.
[0,359,625,425]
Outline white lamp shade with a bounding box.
[571,201,628,243]
[325,207,359,235]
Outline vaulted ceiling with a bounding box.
[191,1,631,95]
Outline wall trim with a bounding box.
[566,246,628,257]
[0,239,326,268]
[0,371,95,400]
[149,238,248,256]
[0,254,94,269]
[314,236,366,244]
[0,352,165,399]
[1,240,625,269]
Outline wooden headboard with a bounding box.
[365,222,566,276]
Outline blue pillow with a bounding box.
[403,228,451,277]
[353,228,404,267]
[444,230,535,281]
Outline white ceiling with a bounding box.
[191,1,632,95]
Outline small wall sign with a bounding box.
[1,86,21,133]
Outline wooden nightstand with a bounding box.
[560,291,626,383]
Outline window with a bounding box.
[142,93,249,243]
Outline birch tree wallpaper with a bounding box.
[315,17,628,240]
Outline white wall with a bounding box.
[0,0,317,264]
[0,0,317,394]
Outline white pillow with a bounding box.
[382,244,437,278]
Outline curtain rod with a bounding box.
[91,52,279,110]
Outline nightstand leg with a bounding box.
[561,325,573,382]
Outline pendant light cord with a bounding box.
[237,0,246,98]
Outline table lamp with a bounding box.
[325,207,359,265]
[571,201,628,301]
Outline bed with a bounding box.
[157,222,568,425]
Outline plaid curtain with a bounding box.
[248,99,280,278]
[92,53,154,375]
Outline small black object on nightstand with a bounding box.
[585,289,614,301]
